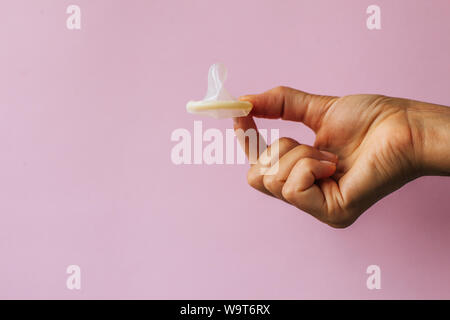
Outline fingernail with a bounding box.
[320,160,336,166]
[319,150,338,160]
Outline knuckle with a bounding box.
[297,157,315,168]
[275,137,298,149]
[326,215,354,229]
[272,86,288,94]
[271,85,294,95]
[281,184,297,202]
[247,169,261,189]
[262,174,277,191]
[292,144,312,156]
[328,221,352,229]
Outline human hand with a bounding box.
[234,86,450,228]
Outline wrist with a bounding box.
[408,101,450,176]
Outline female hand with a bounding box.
[234,86,450,228]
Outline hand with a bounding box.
[234,86,450,228]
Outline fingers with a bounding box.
[233,115,267,164]
[239,86,338,132]
[282,158,337,219]
[262,145,338,199]
[247,141,343,225]
[247,137,299,196]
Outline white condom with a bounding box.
[186,63,253,119]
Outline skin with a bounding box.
[233,86,450,228]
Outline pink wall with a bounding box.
[1,0,449,299]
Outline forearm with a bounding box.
[409,101,450,176]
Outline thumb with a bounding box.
[239,86,337,132]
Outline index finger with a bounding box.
[233,115,267,164]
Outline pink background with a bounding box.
[1,0,450,299]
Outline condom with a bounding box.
[186,63,253,119]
